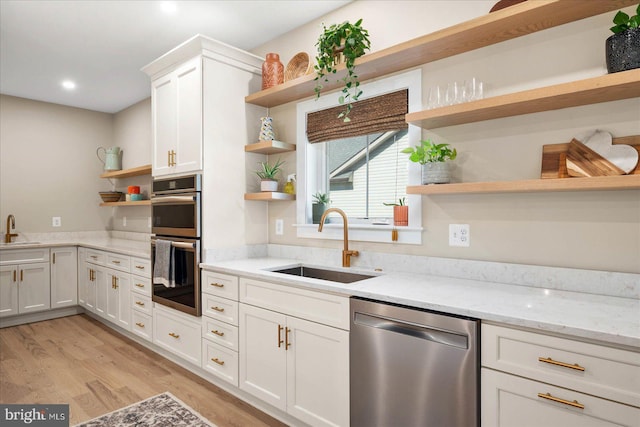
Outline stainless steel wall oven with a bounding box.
[151,174,202,316]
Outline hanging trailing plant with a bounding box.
[314,19,371,122]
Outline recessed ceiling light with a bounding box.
[160,1,177,14]
[61,80,76,90]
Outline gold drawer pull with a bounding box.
[211,306,225,312]
[112,260,121,265]
[136,322,145,328]
[90,255,98,259]
[211,358,225,366]
[538,357,585,372]
[278,324,284,348]
[210,282,224,288]
[168,332,180,339]
[135,301,145,306]
[211,330,225,337]
[537,393,584,409]
[135,265,145,270]
[285,327,291,350]
[135,283,145,288]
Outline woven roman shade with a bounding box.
[306,89,408,143]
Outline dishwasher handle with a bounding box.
[354,312,469,349]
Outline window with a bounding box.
[295,70,422,244]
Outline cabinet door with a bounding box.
[174,57,202,174]
[239,303,287,411]
[115,272,131,331]
[18,262,50,314]
[105,272,119,324]
[94,266,108,318]
[481,368,640,427]
[152,72,177,176]
[286,316,350,427]
[83,265,96,312]
[51,247,78,309]
[0,265,18,318]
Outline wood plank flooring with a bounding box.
[0,314,287,426]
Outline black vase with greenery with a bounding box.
[606,4,640,73]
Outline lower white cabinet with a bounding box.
[106,270,131,331]
[132,310,153,342]
[202,339,239,385]
[239,297,349,427]
[154,305,201,365]
[50,246,77,309]
[0,249,51,317]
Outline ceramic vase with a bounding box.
[261,53,284,90]
[606,28,640,73]
[393,205,409,226]
[260,179,278,192]
[422,162,451,184]
[312,203,327,224]
[259,117,275,141]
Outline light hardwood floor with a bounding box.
[0,314,287,426]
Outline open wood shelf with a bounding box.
[99,200,151,207]
[244,192,296,201]
[406,70,640,129]
[406,175,640,195]
[245,140,296,155]
[244,0,634,108]
[100,165,152,179]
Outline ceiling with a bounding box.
[0,0,350,113]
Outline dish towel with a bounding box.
[153,239,174,288]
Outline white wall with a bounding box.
[0,95,113,233]
[252,1,640,273]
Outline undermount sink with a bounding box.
[271,265,375,284]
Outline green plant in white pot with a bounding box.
[403,140,457,184]
[312,192,330,224]
[256,158,284,192]
[606,3,640,73]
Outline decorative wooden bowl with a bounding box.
[99,191,123,202]
[284,52,312,82]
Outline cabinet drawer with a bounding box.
[239,278,350,330]
[482,368,640,427]
[131,275,151,296]
[154,307,201,365]
[132,293,153,315]
[482,324,640,407]
[106,253,130,272]
[86,249,106,265]
[203,294,238,326]
[202,317,239,351]
[0,248,49,265]
[202,339,239,387]
[202,271,238,300]
[131,257,151,278]
[132,311,153,342]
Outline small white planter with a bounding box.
[260,179,278,192]
[422,162,451,184]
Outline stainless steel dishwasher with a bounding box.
[350,297,479,427]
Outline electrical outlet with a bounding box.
[123,216,127,227]
[449,224,470,247]
[52,217,61,227]
[275,219,284,235]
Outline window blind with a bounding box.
[306,89,408,143]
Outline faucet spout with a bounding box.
[318,208,359,267]
[5,214,18,244]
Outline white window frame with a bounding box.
[295,69,422,245]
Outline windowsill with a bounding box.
[295,223,422,245]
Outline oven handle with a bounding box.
[151,240,196,249]
[151,195,197,204]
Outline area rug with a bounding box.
[74,392,216,427]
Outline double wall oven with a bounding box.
[151,174,201,316]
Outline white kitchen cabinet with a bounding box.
[0,265,18,317]
[105,270,131,331]
[0,248,50,317]
[150,56,202,177]
[481,323,640,427]
[154,305,201,365]
[17,262,50,315]
[50,246,77,309]
[93,265,108,318]
[239,278,350,427]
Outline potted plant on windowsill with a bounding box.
[256,158,284,192]
[312,192,330,224]
[606,3,640,73]
[403,139,457,184]
[383,197,408,226]
[314,19,371,122]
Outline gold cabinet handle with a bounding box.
[537,393,585,409]
[211,330,225,337]
[52,253,56,264]
[168,332,180,339]
[136,322,145,328]
[135,301,145,306]
[211,306,225,312]
[135,265,144,270]
[112,260,121,265]
[90,255,98,260]
[20,270,23,282]
[278,324,284,348]
[538,357,585,372]
[210,282,224,288]
[172,150,176,166]
[285,327,291,350]
[211,358,225,366]
[13,270,17,282]
[135,283,145,288]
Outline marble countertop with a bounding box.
[202,257,640,349]
[0,237,150,259]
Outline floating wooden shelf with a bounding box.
[406,70,640,129]
[406,175,640,195]
[244,192,296,201]
[245,140,296,155]
[99,200,151,207]
[244,0,634,108]
[100,165,152,179]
